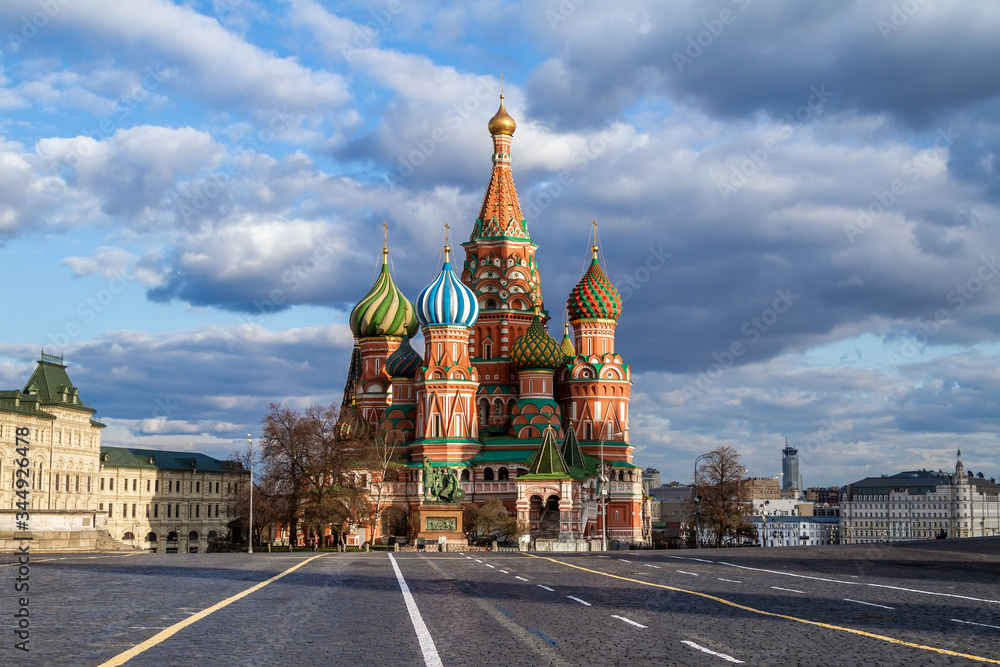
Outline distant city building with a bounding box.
[651,484,694,502]
[752,515,839,547]
[782,441,802,492]
[745,477,781,500]
[805,486,841,505]
[642,467,661,495]
[840,452,1000,544]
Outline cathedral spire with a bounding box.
[476,92,526,240]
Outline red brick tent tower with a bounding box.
[460,94,548,436]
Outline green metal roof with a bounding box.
[519,426,570,480]
[405,459,472,468]
[22,355,94,414]
[471,449,537,464]
[100,446,245,473]
[610,461,641,468]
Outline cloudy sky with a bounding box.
[1,0,998,487]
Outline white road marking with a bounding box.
[598,555,610,558]
[567,596,591,606]
[866,583,1000,605]
[844,599,895,610]
[389,553,444,667]
[681,640,744,664]
[612,615,647,628]
[515,576,529,582]
[618,558,631,563]
[717,578,742,583]
[676,570,699,576]
[475,559,482,563]
[952,619,1000,630]
[538,585,555,592]
[719,561,1000,604]
[719,562,856,585]
[771,586,805,594]
[691,558,714,563]
[499,570,509,574]
[645,564,661,569]
[485,564,495,569]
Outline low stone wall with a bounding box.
[0,530,103,552]
[0,509,111,553]
[534,538,602,552]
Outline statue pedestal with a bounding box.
[417,503,465,544]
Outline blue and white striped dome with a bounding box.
[416,249,479,328]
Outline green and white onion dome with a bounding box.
[350,249,419,338]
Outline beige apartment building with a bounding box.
[1,354,247,553]
[98,447,246,553]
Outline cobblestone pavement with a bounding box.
[1,538,998,666]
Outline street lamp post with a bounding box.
[599,425,628,551]
[247,433,253,554]
[693,453,710,548]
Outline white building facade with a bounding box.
[840,453,1000,544]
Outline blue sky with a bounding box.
[1,0,999,487]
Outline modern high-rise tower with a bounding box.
[782,440,802,492]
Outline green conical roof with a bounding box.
[559,322,576,359]
[524,425,569,477]
[510,313,564,371]
[561,422,586,470]
[350,250,419,338]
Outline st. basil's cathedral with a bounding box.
[343,95,646,546]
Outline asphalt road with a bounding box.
[3,539,999,666]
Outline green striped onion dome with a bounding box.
[510,314,564,371]
[385,336,422,379]
[567,249,622,321]
[350,252,419,338]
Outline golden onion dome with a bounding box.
[488,94,516,136]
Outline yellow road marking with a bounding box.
[526,553,1000,665]
[98,553,328,666]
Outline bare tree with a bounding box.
[358,422,405,546]
[228,448,284,548]
[260,402,351,547]
[693,446,753,548]
[463,499,526,545]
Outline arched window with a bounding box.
[583,422,592,440]
[498,467,509,481]
[486,299,497,310]
[167,531,178,542]
[483,467,495,481]
[478,399,489,425]
[188,531,199,542]
[483,341,492,359]
[146,532,157,543]
[461,469,470,482]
